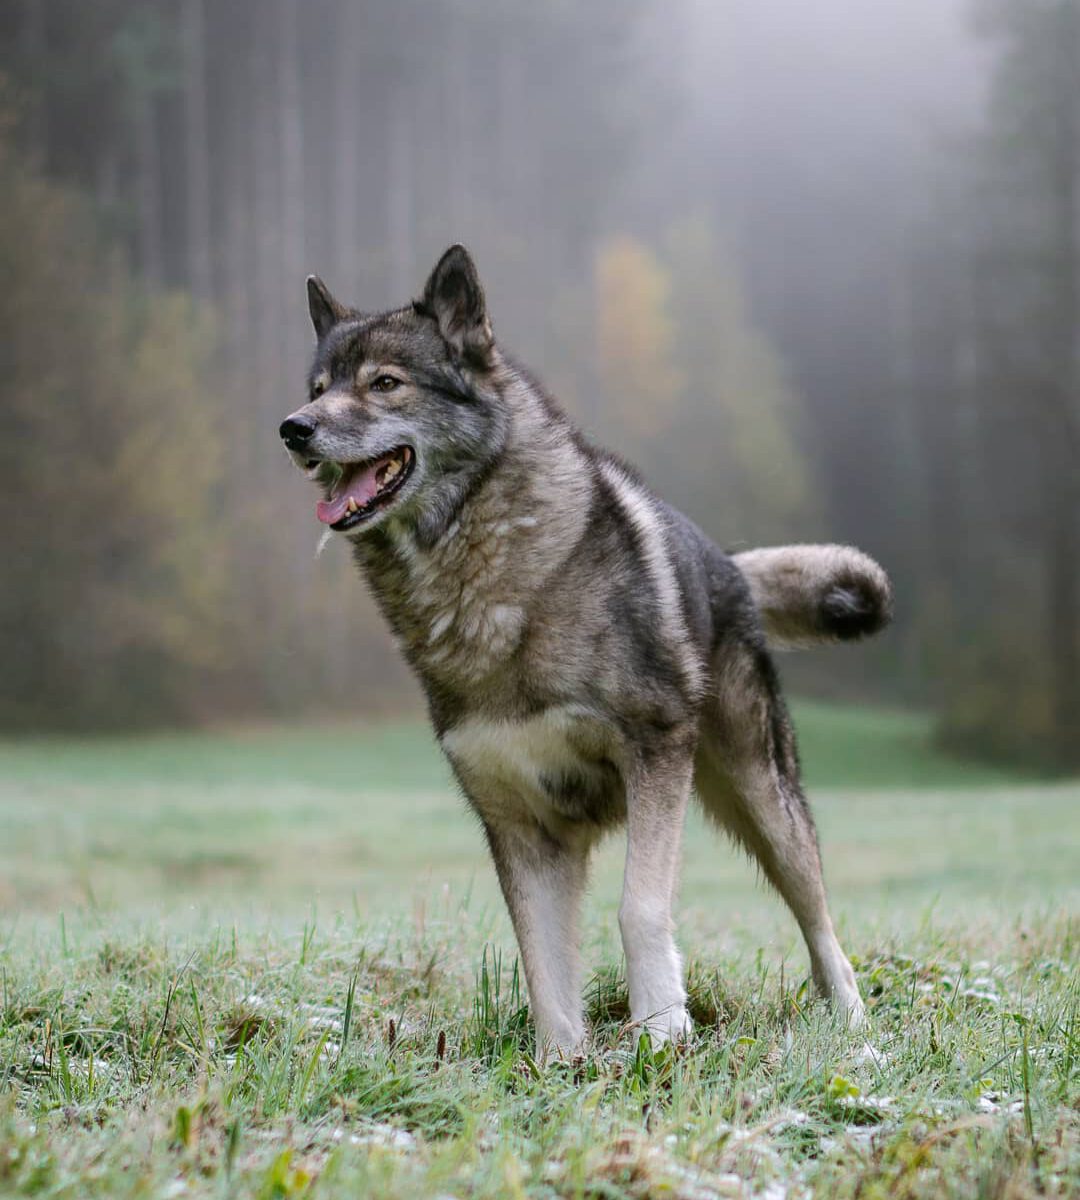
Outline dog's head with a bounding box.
[280,245,507,540]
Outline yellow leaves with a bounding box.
[595,235,685,440]
[0,108,230,724]
[593,218,819,543]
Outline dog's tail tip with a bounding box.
[820,575,893,642]
[732,543,893,650]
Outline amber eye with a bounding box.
[310,378,326,399]
[371,374,401,393]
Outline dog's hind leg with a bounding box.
[483,821,592,1060]
[696,645,864,1025]
[619,738,695,1046]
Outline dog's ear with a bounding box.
[418,245,494,367]
[307,275,348,339]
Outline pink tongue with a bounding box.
[316,461,383,525]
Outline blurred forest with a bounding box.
[0,0,1076,769]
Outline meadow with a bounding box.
[0,702,1077,1198]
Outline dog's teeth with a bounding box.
[384,459,400,481]
[347,498,358,513]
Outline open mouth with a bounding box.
[313,445,415,531]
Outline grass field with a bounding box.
[1,702,1077,1198]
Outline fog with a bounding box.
[2,0,1076,767]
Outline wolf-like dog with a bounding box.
[279,245,892,1056]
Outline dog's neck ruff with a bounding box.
[355,381,591,687]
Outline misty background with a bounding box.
[1,0,1076,770]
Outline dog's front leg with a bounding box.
[484,820,590,1060]
[619,744,694,1046]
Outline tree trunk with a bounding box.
[277,0,306,312]
[1045,0,1080,765]
[222,70,252,364]
[182,0,213,299]
[133,87,164,285]
[386,86,415,298]
[20,0,47,168]
[445,12,472,236]
[248,13,288,702]
[333,0,363,302]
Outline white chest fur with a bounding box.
[441,706,616,828]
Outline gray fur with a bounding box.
[281,245,892,1056]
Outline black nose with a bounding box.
[279,414,317,450]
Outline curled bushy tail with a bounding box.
[732,544,893,650]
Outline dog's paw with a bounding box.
[536,1019,587,1065]
[841,991,866,1031]
[641,1003,693,1048]
[816,966,865,1031]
